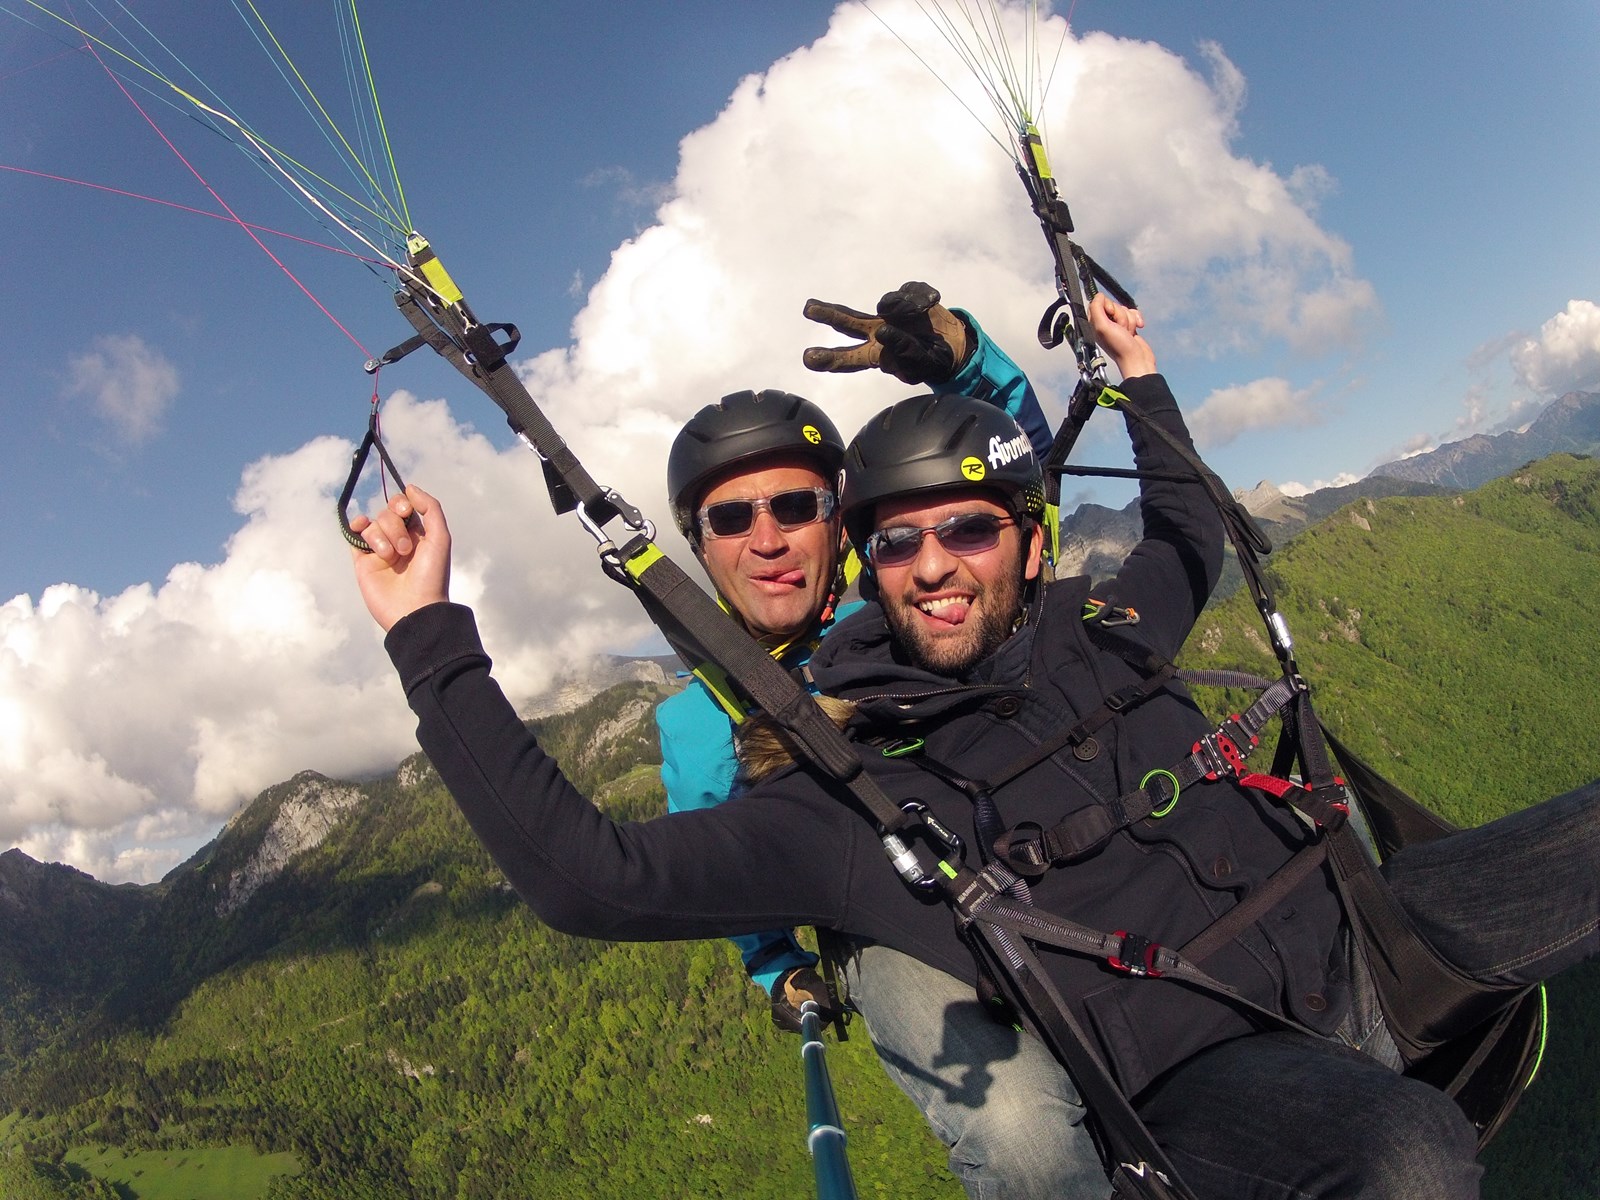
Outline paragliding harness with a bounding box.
[348,234,1544,1200]
[906,381,1551,1198]
[939,122,1545,1194]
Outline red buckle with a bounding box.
[1193,730,1247,779]
[1108,931,1163,978]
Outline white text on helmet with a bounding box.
[986,432,1032,470]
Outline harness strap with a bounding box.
[993,675,1314,876]
[977,934,1196,1199]
[1178,841,1330,963]
[951,863,1330,1055]
[391,286,631,526]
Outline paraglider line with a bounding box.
[0,40,82,83]
[0,164,390,264]
[81,31,373,360]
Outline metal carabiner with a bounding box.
[575,488,656,584]
[882,801,965,891]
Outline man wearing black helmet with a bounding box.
[657,287,1092,1197]
[352,290,1600,1200]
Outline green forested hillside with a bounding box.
[3,455,1597,1199]
[1182,454,1600,1199]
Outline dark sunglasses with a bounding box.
[865,513,1018,567]
[697,486,837,539]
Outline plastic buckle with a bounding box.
[1108,931,1163,978]
[1310,780,1351,831]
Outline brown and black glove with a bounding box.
[768,964,844,1035]
[802,280,972,385]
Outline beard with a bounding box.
[881,557,1024,677]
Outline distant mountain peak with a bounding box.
[1370,390,1600,489]
[519,655,676,720]
[0,847,119,905]
[1232,480,1304,523]
[216,772,364,917]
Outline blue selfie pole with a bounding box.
[800,999,858,1200]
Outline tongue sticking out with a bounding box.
[760,569,806,588]
[920,597,971,626]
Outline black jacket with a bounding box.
[388,374,1349,1098]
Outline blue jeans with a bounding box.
[842,943,1107,1199]
[1135,780,1600,1200]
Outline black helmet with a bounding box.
[840,392,1045,551]
[667,389,845,538]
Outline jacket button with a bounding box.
[993,696,1022,718]
[1073,737,1099,761]
[1212,856,1231,878]
[1304,993,1328,1012]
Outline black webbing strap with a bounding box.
[954,863,1284,1012]
[984,940,1196,1199]
[989,674,1308,876]
[614,534,914,840]
[391,287,631,526]
[945,856,1334,1200]
[1179,841,1330,964]
[947,862,1195,1198]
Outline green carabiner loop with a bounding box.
[1142,768,1181,818]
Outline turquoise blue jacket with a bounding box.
[656,310,1051,994]
[658,601,863,992]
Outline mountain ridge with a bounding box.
[1368,389,1600,488]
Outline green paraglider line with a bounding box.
[19,0,410,249]
[79,27,375,361]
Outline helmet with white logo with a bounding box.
[839,392,1046,552]
[667,389,845,540]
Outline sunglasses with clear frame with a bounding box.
[865,513,1018,567]
[696,486,837,539]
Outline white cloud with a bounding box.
[1187,377,1319,448]
[1279,473,1359,497]
[65,333,179,445]
[2,1,1380,882]
[1510,299,1600,396]
[1,394,654,883]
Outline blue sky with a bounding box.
[2,0,1597,879]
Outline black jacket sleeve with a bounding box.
[1099,373,1225,661]
[386,602,858,941]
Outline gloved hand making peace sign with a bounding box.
[802,280,973,385]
